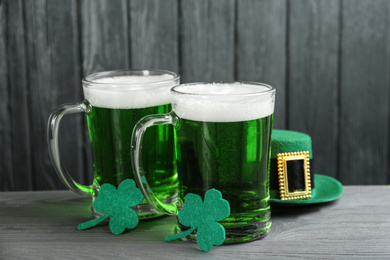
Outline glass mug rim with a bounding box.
[82,69,180,89]
[171,81,275,98]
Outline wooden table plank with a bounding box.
[339,0,390,184]
[81,0,130,75]
[236,0,287,130]
[24,0,83,190]
[2,0,33,191]
[288,0,340,179]
[0,0,14,191]
[180,0,235,83]
[1,187,390,259]
[129,0,179,74]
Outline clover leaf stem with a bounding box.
[165,226,197,241]
[78,214,111,231]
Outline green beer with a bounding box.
[172,82,275,242]
[82,70,179,218]
[175,116,273,242]
[87,104,177,203]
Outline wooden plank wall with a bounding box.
[0,0,389,191]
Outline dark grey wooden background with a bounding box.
[1,0,389,191]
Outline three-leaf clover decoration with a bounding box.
[165,189,230,252]
[78,179,144,235]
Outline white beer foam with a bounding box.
[172,83,275,122]
[83,74,176,109]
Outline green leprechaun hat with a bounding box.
[269,129,343,206]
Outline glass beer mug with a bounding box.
[131,82,275,242]
[48,69,179,219]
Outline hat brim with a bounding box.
[270,174,343,206]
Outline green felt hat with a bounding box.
[269,129,343,206]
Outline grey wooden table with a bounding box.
[1,186,389,259]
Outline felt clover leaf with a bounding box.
[165,189,230,252]
[78,179,144,235]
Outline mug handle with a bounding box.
[47,101,96,196]
[131,112,179,215]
